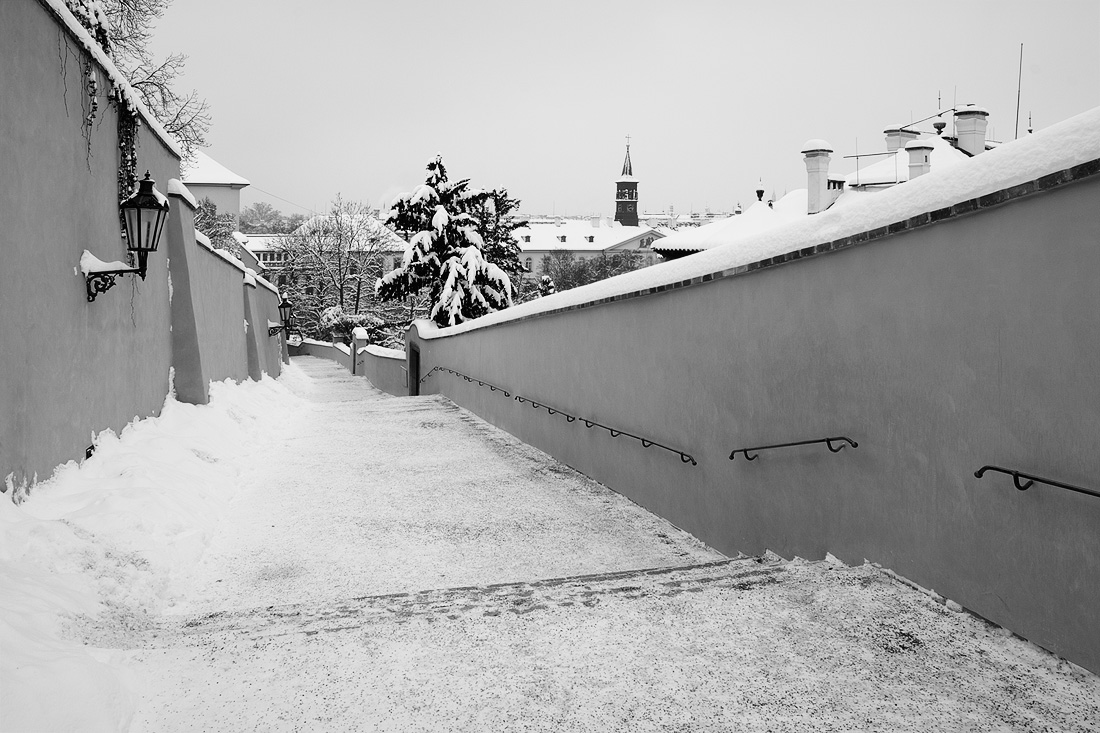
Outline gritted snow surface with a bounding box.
[3,358,1098,731]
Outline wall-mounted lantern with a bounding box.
[84,172,170,302]
[268,296,293,337]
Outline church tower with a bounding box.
[614,136,639,226]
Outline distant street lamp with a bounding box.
[269,296,293,337]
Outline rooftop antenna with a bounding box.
[1015,43,1024,140]
[952,86,958,138]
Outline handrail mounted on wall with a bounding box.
[421,365,697,466]
[974,465,1099,499]
[730,436,858,461]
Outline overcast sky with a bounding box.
[151,1,1100,218]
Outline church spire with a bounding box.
[621,134,633,177]
[614,135,639,226]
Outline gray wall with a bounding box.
[1,0,282,487]
[354,346,407,396]
[291,341,354,372]
[407,172,1100,674]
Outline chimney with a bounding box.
[905,139,935,179]
[954,106,989,156]
[801,139,834,215]
[884,125,920,152]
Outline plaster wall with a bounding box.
[408,175,1100,673]
[0,0,284,485]
[292,341,354,371]
[185,184,241,226]
[244,280,284,380]
[354,348,407,396]
[0,0,177,485]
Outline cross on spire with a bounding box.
[621,135,633,177]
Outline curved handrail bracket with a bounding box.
[1012,473,1034,491]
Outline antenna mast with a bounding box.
[1015,43,1024,140]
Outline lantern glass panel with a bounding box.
[278,300,292,323]
[123,207,143,251]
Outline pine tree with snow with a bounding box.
[537,275,556,297]
[377,155,513,328]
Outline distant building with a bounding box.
[181,151,250,226]
[514,217,665,279]
[655,105,997,260]
[516,140,667,278]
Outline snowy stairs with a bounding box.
[150,556,784,647]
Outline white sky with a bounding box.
[150,0,1100,217]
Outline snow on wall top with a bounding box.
[181,151,250,187]
[364,344,406,359]
[41,0,183,159]
[166,179,198,209]
[654,190,808,253]
[417,105,1100,341]
[514,220,663,253]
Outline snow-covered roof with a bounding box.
[292,214,406,251]
[182,151,250,187]
[653,190,808,253]
[239,234,283,252]
[417,105,1100,340]
[846,135,967,188]
[514,220,662,253]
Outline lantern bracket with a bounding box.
[82,251,151,302]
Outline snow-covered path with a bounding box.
[118,358,1099,732]
[6,357,1097,730]
[176,357,720,615]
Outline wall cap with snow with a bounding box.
[38,0,184,159]
[413,106,1100,341]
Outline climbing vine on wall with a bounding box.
[115,92,140,207]
[58,1,143,210]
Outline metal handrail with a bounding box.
[514,396,697,465]
[730,436,857,461]
[419,366,696,466]
[974,465,1099,499]
[419,366,511,397]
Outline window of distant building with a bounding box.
[586,236,594,243]
[523,235,531,243]
[524,258,532,271]
[558,235,566,243]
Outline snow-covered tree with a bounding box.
[377,156,514,328]
[238,202,306,234]
[277,196,404,338]
[471,188,527,280]
[66,0,211,156]
[539,249,648,292]
[537,275,556,297]
[194,197,238,255]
